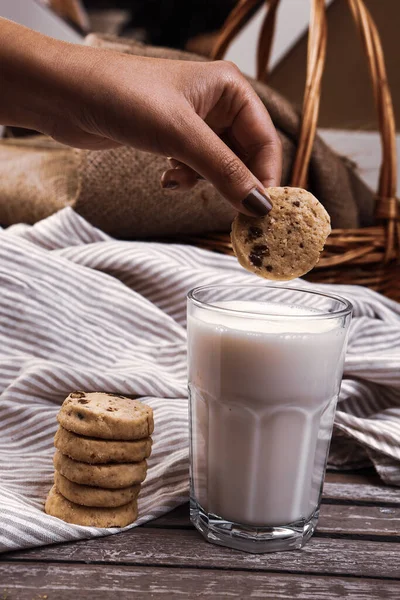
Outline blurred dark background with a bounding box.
[83,0,237,49]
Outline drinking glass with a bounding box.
[187,284,352,553]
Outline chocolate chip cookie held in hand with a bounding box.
[231,187,331,280]
[0,17,281,216]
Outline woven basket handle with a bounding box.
[212,0,325,190]
[211,0,278,82]
[212,0,398,259]
[347,0,398,259]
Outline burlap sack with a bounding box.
[0,34,375,238]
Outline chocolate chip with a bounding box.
[253,244,270,257]
[106,393,126,399]
[299,242,304,248]
[287,229,292,234]
[106,407,118,412]
[77,412,84,420]
[78,399,89,404]
[265,265,273,272]
[246,226,263,242]
[293,201,300,207]
[70,391,85,399]
[249,243,270,266]
[249,252,263,267]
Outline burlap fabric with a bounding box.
[0,34,375,238]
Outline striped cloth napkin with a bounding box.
[1,208,399,553]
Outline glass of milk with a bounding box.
[187,284,352,553]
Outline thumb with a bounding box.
[173,115,273,217]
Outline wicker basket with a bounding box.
[191,0,400,300]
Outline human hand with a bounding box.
[1,19,282,216]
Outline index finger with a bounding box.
[230,84,282,189]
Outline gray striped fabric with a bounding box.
[0,207,399,552]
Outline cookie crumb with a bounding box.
[70,391,86,399]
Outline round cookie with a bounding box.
[54,426,152,464]
[57,391,154,440]
[231,187,331,280]
[54,471,141,507]
[54,450,147,489]
[45,485,138,527]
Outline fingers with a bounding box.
[230,88,282,188]
[166,158,184,170]
[170,112,273,217]
[167,157,204,180]
[158,61,280,212]
[205,62,282,189]
[161,162,200,191]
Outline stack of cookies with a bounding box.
[45,391,154,527]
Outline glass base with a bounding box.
[190,498,319,554]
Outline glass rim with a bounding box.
[187,284,353,320]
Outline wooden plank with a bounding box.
[0,563,399,600]
[3,528,400,579]
[323,471,400,505]
[325,470,379,484]
[318,503,400,538]
[143,502,400,539]
[323,480,400,505]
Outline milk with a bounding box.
[188,301,348,527]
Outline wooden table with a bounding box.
[1,470,400,599]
